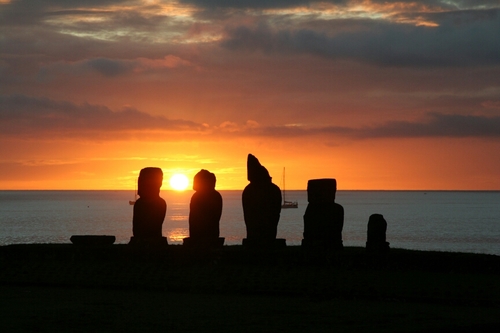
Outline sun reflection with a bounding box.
[167,228,189,243]
[169,215,188,221]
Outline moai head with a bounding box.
[247,154,271,184]
[307,178,337,204]
[368,214,387,234]
[193,169,216,192]
[137,167,163,199]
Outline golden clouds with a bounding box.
[263,0,443,27]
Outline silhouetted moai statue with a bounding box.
[302,179,344,249]
[366,214,390,253]
[184,169,224,248]
[130,167,167,246]
[242,154,283,247]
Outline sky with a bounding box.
[1,0,500,190]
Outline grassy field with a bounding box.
[1,244,499,332]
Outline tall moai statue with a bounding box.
[242,154,282,246]
[184,169,224,248]
[366,213,390,253]
[130,167,167,245]
[302,179,344,249]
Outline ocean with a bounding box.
[0,190,499,256]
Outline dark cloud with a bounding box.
[84,58,131,76]
[19,0,125,5]
[449,0,500,7]
[180,0,497,11]
[403,7,499,26]
[0,94,204,139]
[222,9,500,67]
[357,113,500,138]
[36,56,193,80]
[179,0,343,10]
[0,28,183,67]
[44,7,171,33]
[369,0,498,6]
[44,9,112,16]
[4,95,496,142]
[178,0,497,11]
[229,113,500,139]
[0,28,105,61]
[0,0,126,26]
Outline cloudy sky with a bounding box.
[1,0,500,190]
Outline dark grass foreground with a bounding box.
[1,244,499,332]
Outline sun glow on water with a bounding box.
[167,228,189,243]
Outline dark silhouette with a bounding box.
[366,213,390,253]
[130,167,167,246]
[242,154,283,247]
[183,169,224,248]
[70,235,115,246]
[302,178,344,249]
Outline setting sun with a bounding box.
[1,1,500,192]
[169,173,189,191]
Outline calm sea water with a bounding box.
[0,190,499,256]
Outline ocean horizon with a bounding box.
[1,190,499,256]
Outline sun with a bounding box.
[169,173,189,191]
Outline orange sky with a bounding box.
[1,0,500,190]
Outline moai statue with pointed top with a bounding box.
[242,154,282,246]
[131,167,167,245]
[184,169,224,248]
[302,178,344,249]
[366,213,390,253]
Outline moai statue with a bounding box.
[302,178,344,249]
[130,167,167,246]
[242,154,283,247]
[366,213,390,253]
[184,169,224,248]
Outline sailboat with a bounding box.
[281,167,298,208]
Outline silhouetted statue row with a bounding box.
[130,154,389,252]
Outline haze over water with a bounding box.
[1,190,499,256]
